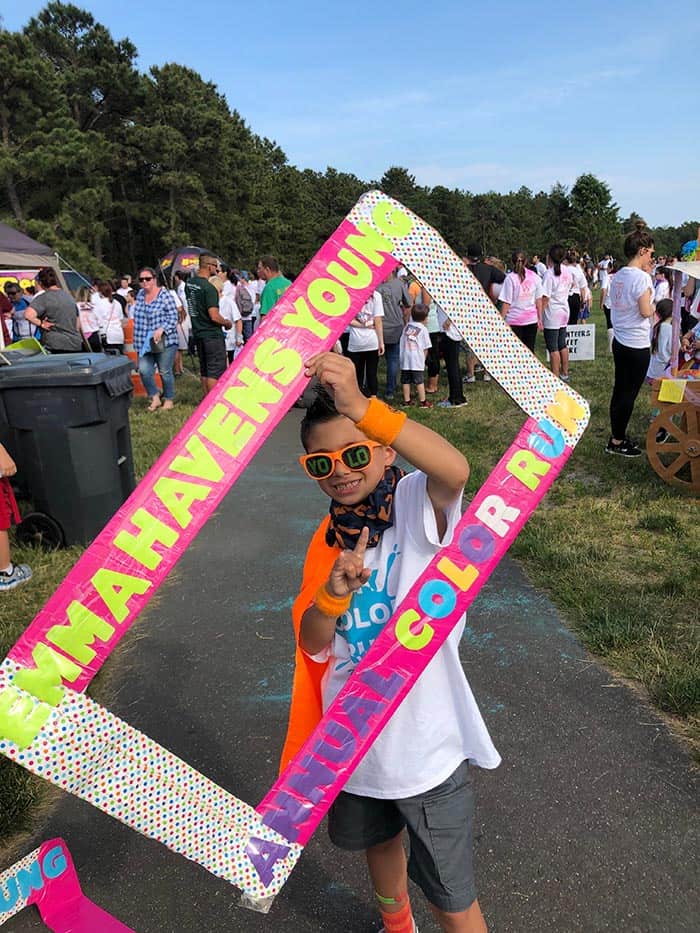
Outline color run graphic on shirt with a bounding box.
[0,192,589,913]
[336,545,400,670]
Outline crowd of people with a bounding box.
[1,230,698,595]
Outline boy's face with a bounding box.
[304,416,395,506]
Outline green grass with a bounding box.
[1,321,699,847]
[410,309,699,750]
[0,364,205,850]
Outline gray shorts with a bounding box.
[328,760,476,912]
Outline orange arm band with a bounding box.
[353,397,407,446]
[314,583,352,617]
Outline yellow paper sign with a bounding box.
[658,379,686,403]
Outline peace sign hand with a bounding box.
[327,526,371,598]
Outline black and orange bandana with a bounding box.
[325,465,406,551]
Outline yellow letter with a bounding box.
[153,475,212,529]
[254,337,302,386]
[371,200,414,238]
[545,389,587,437]
[224,368,282,424]
[437,557,479,593]
[0,688,51,749]
[14,643,81,705]
[168,434,224,483]
[282,296,330,339]
[327,248,372,289]
[198,403,256,460]
[46,600,116,661]
[307,278,351,318]
[395,608,434,651]
[345,222,393,267]
[92,570,151,624]
[506,450,551,491]
[113,507,180,571]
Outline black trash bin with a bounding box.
[0,352,135,546]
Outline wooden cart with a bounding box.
[646,261,700,494]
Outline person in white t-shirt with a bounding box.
[399,304,432,407]
[499,250,543,351]
[292,354,497,933]
[541,244,573,380]
[605,223,656,457]
[597,256,611,302]
[565,250,588,325]
[347,290,384,397]
[213,278,243,363]
[653,268,671,304]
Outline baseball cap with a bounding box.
[466,244,482,262]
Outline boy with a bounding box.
[0,443,32,592]
[285,352,500,932]
[399,304,432,408]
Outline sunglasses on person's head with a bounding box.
[299,441,383,480]
[139,275,154,282]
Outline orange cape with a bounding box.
[279,516,340,773]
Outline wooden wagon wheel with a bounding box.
[646,402,700,493]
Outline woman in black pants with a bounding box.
[606,222,656,457]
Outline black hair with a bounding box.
[37,267,59,288]
[651,298,673,353]
[511,249,527,282]
[300,386,341,451]
[623,220,654,259]
[548,244,565,277]
[411,303,429,323]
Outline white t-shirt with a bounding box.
[567,263,588,297]
[610,266,653,348]
[653,279,670,304]
[535,261,546,278]
[219,294,241,350]
[542,267,573,329]
[245,282,258,318]
[94,296,124,345]
[400,320,431,370]
[176,281,187,308]
[500,269,543,325]
[646,320,673,380]
[310,470,500,797]
[436,306,462,342]
[347,292,383,353]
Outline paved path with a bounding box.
[5,410,698,932]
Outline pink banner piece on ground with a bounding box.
[0,838,131,931]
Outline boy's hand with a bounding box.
[304,352,369,422]
[327,527,371,597]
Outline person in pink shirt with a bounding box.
[499,249,543,351]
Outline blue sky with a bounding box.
[7,0,698,226]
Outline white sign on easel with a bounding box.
[547,324,596,362]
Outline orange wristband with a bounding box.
[353,397,406,446]
[314,583,352,617]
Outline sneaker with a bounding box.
[483,373,492,382]
[655,427,669,444]
[604,437,642,457]
[437,399,468,408]
[463,375,476,383]
[419,400,433,408]
[560,373,570,382]
[0,563,32,592]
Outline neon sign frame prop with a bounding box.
[0,193,589,912]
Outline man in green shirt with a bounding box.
[185,253,232,394]
[257,255,292,323]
